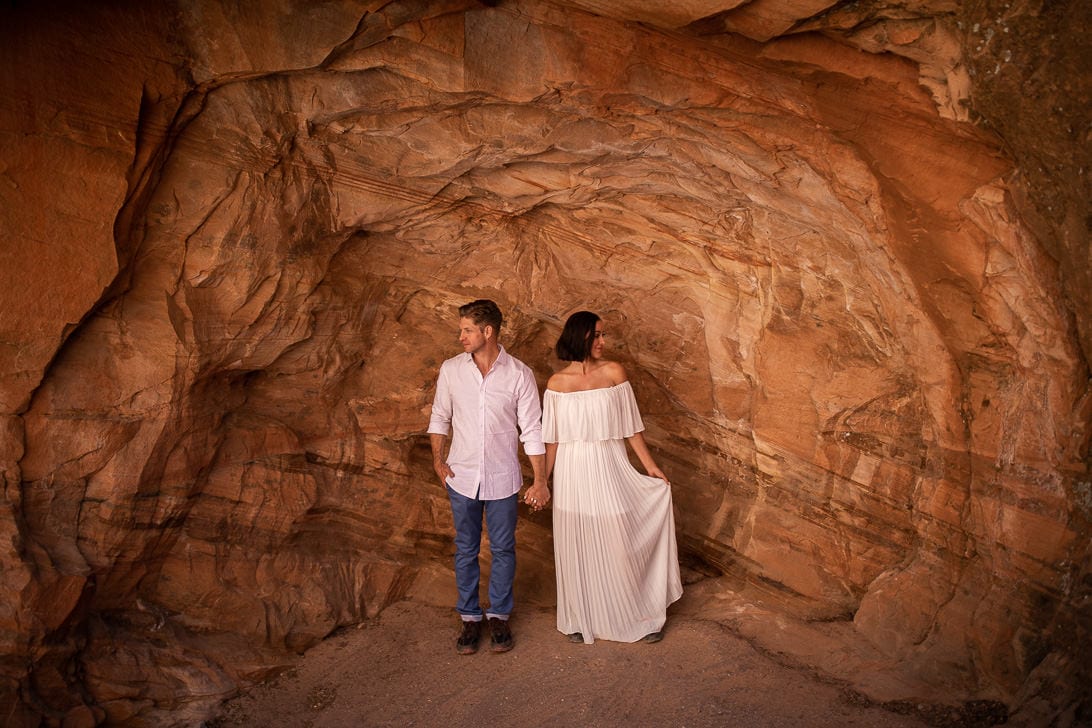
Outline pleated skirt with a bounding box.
[552,437,683,644]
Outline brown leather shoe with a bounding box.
[488,617,513,653]
[456,619,481,655]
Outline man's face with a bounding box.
[459,316,488,354]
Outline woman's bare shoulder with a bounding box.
[599,360,628,384]
[546,367,578,392]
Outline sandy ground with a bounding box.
[211,599,931,728]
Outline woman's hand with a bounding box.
[524,481,551,511]
[626,432,669,487]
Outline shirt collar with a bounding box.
[461,345,509,369]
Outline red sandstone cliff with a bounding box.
[1,1,1088,725]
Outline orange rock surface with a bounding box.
[1,1,1088,725]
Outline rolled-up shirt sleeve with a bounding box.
[515,368,545,456]
[427,364,453,436]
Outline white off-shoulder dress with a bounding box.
[542,381,683,644]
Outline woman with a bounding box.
[540,311,683,644]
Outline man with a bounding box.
[428,299,551,654]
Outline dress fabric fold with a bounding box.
[543,381,683,644]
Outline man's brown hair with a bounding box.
[459,299,503,334]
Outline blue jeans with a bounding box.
[447,486,518,620]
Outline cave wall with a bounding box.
[1,0,1089,725]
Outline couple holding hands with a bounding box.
[428,300,683,655]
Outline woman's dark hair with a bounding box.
[555,311,600,362]
[459,299,503,333]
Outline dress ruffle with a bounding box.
[542,380,645,443]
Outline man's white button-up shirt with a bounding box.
[428,346,545,500]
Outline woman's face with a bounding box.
[588,320,605,360]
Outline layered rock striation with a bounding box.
[1,1,1088,725]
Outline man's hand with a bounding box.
[433,458,454,487]
[430,434,453,488]
[524,480,551,511]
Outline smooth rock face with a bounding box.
[1,0,1088,725]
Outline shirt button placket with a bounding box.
[479,376,487,496]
